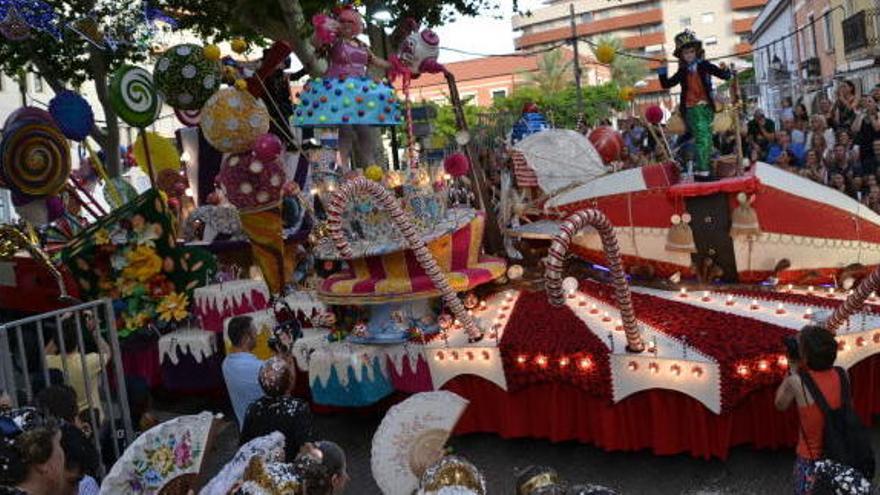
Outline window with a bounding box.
[705,36,718,46]
[33,75,43,93]
[460,92,477,106]
[739,34,751,43]
[580,12,593,22]
[491,89,507,100]
[702,12,715,24]
[806,14,816,58]
[680,16,691,27]
[823,12,834,51]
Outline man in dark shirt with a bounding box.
[239,356,312,462]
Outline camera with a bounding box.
[783,335,800,361]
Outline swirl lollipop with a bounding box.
[1,121,71,197]
[109,65,163,128]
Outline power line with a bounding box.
[441,6,843,68]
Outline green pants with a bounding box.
[686,104,714,174]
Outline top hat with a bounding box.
[673,29,703,59]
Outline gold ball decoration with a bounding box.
[199,87,271,153]
[595,42,616,64]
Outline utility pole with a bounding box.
[569,3,584,116]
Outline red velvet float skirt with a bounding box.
[446,354,880,459]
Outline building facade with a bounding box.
[751,0,879,114]
[405,50,610,107]
[512,0,762,100]
[751,0,799,119]
[834,0,880,91]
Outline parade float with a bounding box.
[2,2,880,470]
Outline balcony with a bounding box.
[621,32,666,50]
[843,9,880,60]
[734,42,752,55]
[515,8,664,49]
[733,17,756,34]
[730,0,766,10]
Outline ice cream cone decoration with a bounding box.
[217,142,289,295]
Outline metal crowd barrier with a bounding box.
[0,298,134,476]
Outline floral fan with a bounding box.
[100,411,219,495]
[371,391,470,495]
[199,432,286,495]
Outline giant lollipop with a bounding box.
[0,121,70,197]
[49,90,94,142]
[217,149,289,295]
[49,90,123,207]
[109,65,164,186]
[200,87,270,153]
[153,44,220,110]
[109,65,163,128]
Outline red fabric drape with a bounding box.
[446,354,880,460]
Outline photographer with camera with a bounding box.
[775,325,874,494]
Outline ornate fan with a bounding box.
[371,391,470,495]
[199,432,285,495]
[100,411,220,495]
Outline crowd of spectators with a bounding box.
[615,80,880,212]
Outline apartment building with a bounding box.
[512,0,763,99]
[406,50,610,107]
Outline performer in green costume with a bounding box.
[659,30,731,181]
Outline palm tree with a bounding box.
[592,35,649,88]
[522,49,573,94]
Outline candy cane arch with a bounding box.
[325,177,481,339]
[826,267,880,332]
[545,209,644,352]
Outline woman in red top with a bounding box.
[775,325,841,495]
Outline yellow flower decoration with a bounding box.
[149,446,175,476]
[122,245,163,282]
[94,228,110,245]
[123,312,150,330]
[117,278,139,296]
[157,292,189,322]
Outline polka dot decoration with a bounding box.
[294,76,401,127]
[153,44,220,111]
[200,88,270,153]
[109,65,163,128]
[174,107,201,127]
[1,120,70,197]
[217,151,285,212]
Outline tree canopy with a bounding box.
[0,0,160,174]
[0,0,504,175]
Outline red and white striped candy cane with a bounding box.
[325,176,481,339]
[825,267,880,333]
[544,209,644,352]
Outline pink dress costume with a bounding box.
[294,40,401,127]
